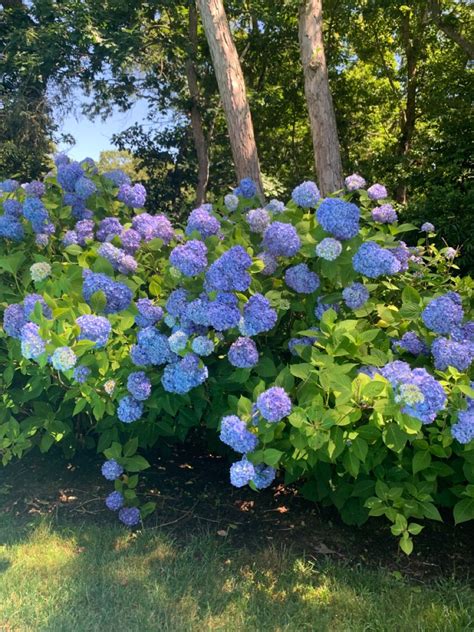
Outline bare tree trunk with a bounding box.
[185,1,210,205]
[298,0,343,196]
[429,0,474,58]
[196,0,264,200]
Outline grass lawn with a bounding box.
[0,449,472,631]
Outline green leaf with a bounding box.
[289,363,313,380]
[383,423,407,452]
[453,497,474,525]
[73,399,87,416]
[402,286,421,305]
[342,450,360,477]
[412,450,432,475]
[123,437,139,457]
[399,533,413,555]
[90,290,107,312]
[124,455,150,472]
[263,448,283,467]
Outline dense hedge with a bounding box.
[0,158,472,551]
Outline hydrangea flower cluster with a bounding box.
[342,282,369,309]
[117,395,144,422]
[291,181,320,208]
[367,183,387,200]
[30,262,51,282]
[76,314,111,347]
[372,204,398,224]
[118,507,141,526]
[51,346,77,372]
[170,240,208,277]
[20,323,46,359]
[352,241,401,278]
[265,199,285,214]
[75,176,97,200]
[230,457,256,487]
[205,246,252,291]
[82,270,133,314]
[234,178,257,199]
[161,353,208,394]
[220,415,258,453]
[0,214,24,241]
[105,491,124,511]
[262,222,301,257]
[185,205,220,239]
[168,330,189,353]
[132,213,174,244]
[224,193,239,212]
[135,298,163,328]
[421,222,435,233]
[317,198,360,240]
[315,297,340,319]
[257,251,278,276]
[57,162,84,192]
[315,237,342,261]
[23,198,50,233]
[241,294,277,336]
[132,327,173,366]
[228,337,259,368]
[96,217,123,242]
[285,263,320,294]
[98,242,138,275]
[73,365,91,383]
[431,337,474,372]
[24,181,45,197]
[422,292,464,334]
[392,332,429,356]
[101,459,123,480]
[451,409,474,444]
[246,208,271,233]
[256,387,292,422]
[344,173,366,191]
[191,336,214,356]
[103,170,131,187]
[118,183,146,208]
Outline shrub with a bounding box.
[0,160,472,553]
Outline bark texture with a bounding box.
[185,1,210,205]
[298,0,343,196]
[196,0,264,199]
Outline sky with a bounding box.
[57,97,150,161]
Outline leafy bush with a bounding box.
[0,159,472,553]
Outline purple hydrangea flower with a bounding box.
[262,222,301,257]
[345,173,366,191]
[23,294,52,319]
[392,332,429,356]
[452,321,474,343]
[315,237,343,261]
[82,270,133,314]
[168,330,189,353]
[342,282,369,309]
[105,491,124,511]
[101,459,123,480]
[127,371,152,401]
[421,222,435,233]
[135,327,173,366]
[118,506,141,526]
[228,337,259,368]
[57,162,84,192]
[118,183,146,208]
[24,181,45,197]
[205,246,252,292]
[256,386,292,423]
[257,251,278,276]
[285,263,320,294]
[165,289,189,318]
[97,218,123,242]
[98,242,138,275]
[246,208,271,234]
[421,292,464,334]
[0,215,24,241]
[220,415,258,453]
[185,205,220,239]
[20,322,46,359]
[3,303,28,338]
[451,409,474,444]
[3,199,22,217]
[132,213,174,244]
[62,230,78,246]
[170,240,208,277]
[0,179,20,192]
[431,337,474,372]
[265,199,286,214]
[23,197,50,233]
[135,298,163,328]
[230,457,256,487]
[103,170,131,187]
[288,332,317,356]
[367,183,387,200]
[291,181,320,208]
[117,395,144,423]
[316,198,360,240]
[444,247,457,260]
[352,241,401,278]
[120,229,142,254]
[76,314,111,347]
[242,294,277,336]
[75,219,94,245]
[372,204,398,224]
[35,233,49,247]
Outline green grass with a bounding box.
[0,517,472,632]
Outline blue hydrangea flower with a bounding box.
[257,251,278,276]
[191,336,214,356]
[392,332,429,356]
[117,395,144,423]
[367,183,387,200]
[166,289,189,318]
[291,181,320,208]
[51,346,77,372]
[220,415,258,453]
[381,361,446,424]
[135,327,173,365]
[73,365,91,383]
[20,323,46,359]
[82,270,133,314]
[421,292,464,334]
[3,199,22,217]
[63,230,78,246]
[242,294,277,336]
[120,228,142,254]
[431,337,474,372]
[132,213,174,244]
[23,197,50,233]
[246,208,271,234]
[3,303,28,338]
[80,157,98,173]
[372,204,398,224]
[230,457,256,487]
[421,222,435,233]
[235,178,257,199]
[344,173,366,191]
[185,205,220,239]
[342,283,369,309]
[252,464,276,489]
[316,198,360,240]
[0,215,24,241]
[24,181,45,197]
[285,263,320,294]
[126,371,152,402]
[105,491,124,511]
[75,176,97,199]
[23,294,52,319]
[101,459,123,480]
[97,217,123,242]
[135,298,163,328]
[168,330,189,353]
[205,246,252,292]
[224,193,239,212]
[170,240,208,277]
[161,353,208,394]
[118,506,141,526]
[75,219,95,245]
[98,242,138,275]
[256,387,292,422]
[315,237,342,261]
[265,199,286,214]
[57,162,84,192]
[288,332,318,356]
[0,179,19,192]
[452,321,474,343]
[228,337,259,368]
[451,409,474,444]
[103,170,131,187]
[76,314,111,347]
[352,241,401,278]
[35,233,49,247]
[118,183,146,208]
[262,222,301,257]
[207,296,241,332]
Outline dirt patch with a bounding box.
[1,443,473,582]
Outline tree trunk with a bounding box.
[429,0,474,58]
[185,1,210,205]
[298,0,343,196]
[196,0,264,200]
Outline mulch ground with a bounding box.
[1,442,473,582]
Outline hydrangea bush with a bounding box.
[0,160,473,550]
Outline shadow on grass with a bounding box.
[0,517,472,632]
